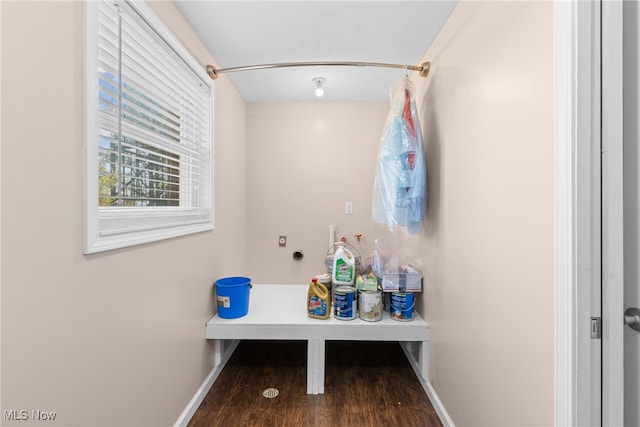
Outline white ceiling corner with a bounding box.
[173,1,457,103]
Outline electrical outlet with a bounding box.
[278,235,287,247]
[345,201,353,215]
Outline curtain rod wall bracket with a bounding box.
[206,65,218,80]
[419,61,430,78]
[205,61,431,80]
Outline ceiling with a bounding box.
[173,1,457,103]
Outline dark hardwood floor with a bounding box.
[188,340,443,427]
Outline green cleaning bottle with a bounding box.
[332,244,355,286]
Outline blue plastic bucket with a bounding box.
[214,277,252,319]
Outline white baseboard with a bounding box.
[400,341,455,427]
[174,339,240,427]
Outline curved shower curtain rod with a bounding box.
[205,61,430,80]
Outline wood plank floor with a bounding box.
[188,340,443,427]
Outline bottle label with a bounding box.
[308,296,327,316]
[334,258,354,283]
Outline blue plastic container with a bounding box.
[214,277,252,319]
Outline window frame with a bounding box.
[83,0,215,254]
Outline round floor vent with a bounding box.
[262,387,279,399]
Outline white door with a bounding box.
[552,1,632,423]
[623,2,640,425]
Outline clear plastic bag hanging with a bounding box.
[372,76,427,235]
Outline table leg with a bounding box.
[317,339,325,394]
[214,339,222,367]
[307,339,325,394]
[419,340,429,381]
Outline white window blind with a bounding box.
[84,0,214,253]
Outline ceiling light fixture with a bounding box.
[312,77,326,97]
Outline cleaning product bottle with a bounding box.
[332,244,355,286]
[307,278,330,319]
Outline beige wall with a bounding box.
[1,2,246,426]
[413,1,555,425]
[246,103,389,283]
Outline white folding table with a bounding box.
[205,284,430,394]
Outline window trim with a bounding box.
[83,0,215,254]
